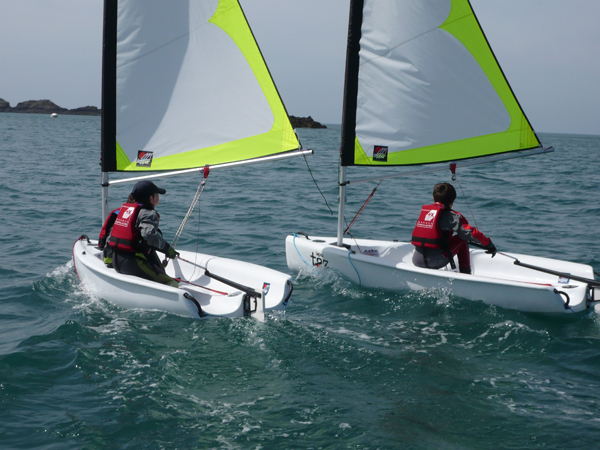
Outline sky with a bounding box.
[1,1,598,135]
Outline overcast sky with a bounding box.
[1,1,598,135]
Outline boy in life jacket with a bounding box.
[107,180,179,287]
[411,182,496,274]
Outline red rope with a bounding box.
[344,182,381,235]
[175,278,228,296]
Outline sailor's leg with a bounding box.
[135,255,179,287]
[114,251,178,287]
[450,236,471,274]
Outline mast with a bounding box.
[100,0,118,222]
[337,0,364,246]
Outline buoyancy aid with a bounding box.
[411,203,455,269]
[411,203,451,249]
[108,203,143,253]
[98,208,119,249]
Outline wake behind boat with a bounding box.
[74,0,311,319]
[285,0,599,314]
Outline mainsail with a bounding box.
[340,0,541,167]
[101,0,299,173]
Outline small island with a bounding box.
[0,98,100,116]
[289,115,327,129]
[0,98,326,127]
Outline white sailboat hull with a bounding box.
[286,235,596,314]
[74,238,292,319]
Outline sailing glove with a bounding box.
[166,245,180,259]
[484,240,497,258]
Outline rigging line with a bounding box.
[292,234,311,267]
[192,184,203,281]
[344,180,382,236]
[175,278,228,296]
[345,229,364,255]
[192,166,210,280]
[172,166,210,249]
[451,166,479,229]
[339,197,364,255]
[455,177,478,229]
[302,151,334,216]
[347,252,362,286]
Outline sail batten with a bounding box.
[101,0,299,173]
[341,0,541,167]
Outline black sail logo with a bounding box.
[136,151,153,167]
[373,145,388,162]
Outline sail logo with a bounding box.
[136,151,153,167]
[373,145,388,162]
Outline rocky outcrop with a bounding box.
[0,98,11,112]
[289,115,327,129]
[12,99,68,114]
[0,98,101,116]
[67,105,101,116]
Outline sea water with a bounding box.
[1,112,600,449]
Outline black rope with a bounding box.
[453,173,478,228]
[302,151,334,216]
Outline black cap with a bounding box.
[131,180,166,199]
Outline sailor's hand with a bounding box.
[166,246,180,259]
[484,240,497,258]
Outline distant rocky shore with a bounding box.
[0,98,326,127]
[0,98,100,116]
[289,115,326,129]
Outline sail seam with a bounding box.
[117,24,205,69]
[358,12,472,67]
[359,26,439,66]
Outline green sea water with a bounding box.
[1,112,600,449]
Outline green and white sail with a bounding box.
[340,0,541,167]
[101,0,299,172]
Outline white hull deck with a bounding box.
[74,238,292,319]
[286,234,598,314]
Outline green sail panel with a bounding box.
[111,0,298,172]
[343,0,540,166]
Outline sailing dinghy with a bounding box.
[286,0,599,314]
[74,0,311,319]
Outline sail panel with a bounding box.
[108,0,298,172]
[342,0,540,166]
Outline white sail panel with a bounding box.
[358,0,510,153]
[112,0,298,171]
[345,0,539,166]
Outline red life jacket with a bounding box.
[108,203,143,253]
[98,208,120,249]
[411,203,451,250]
